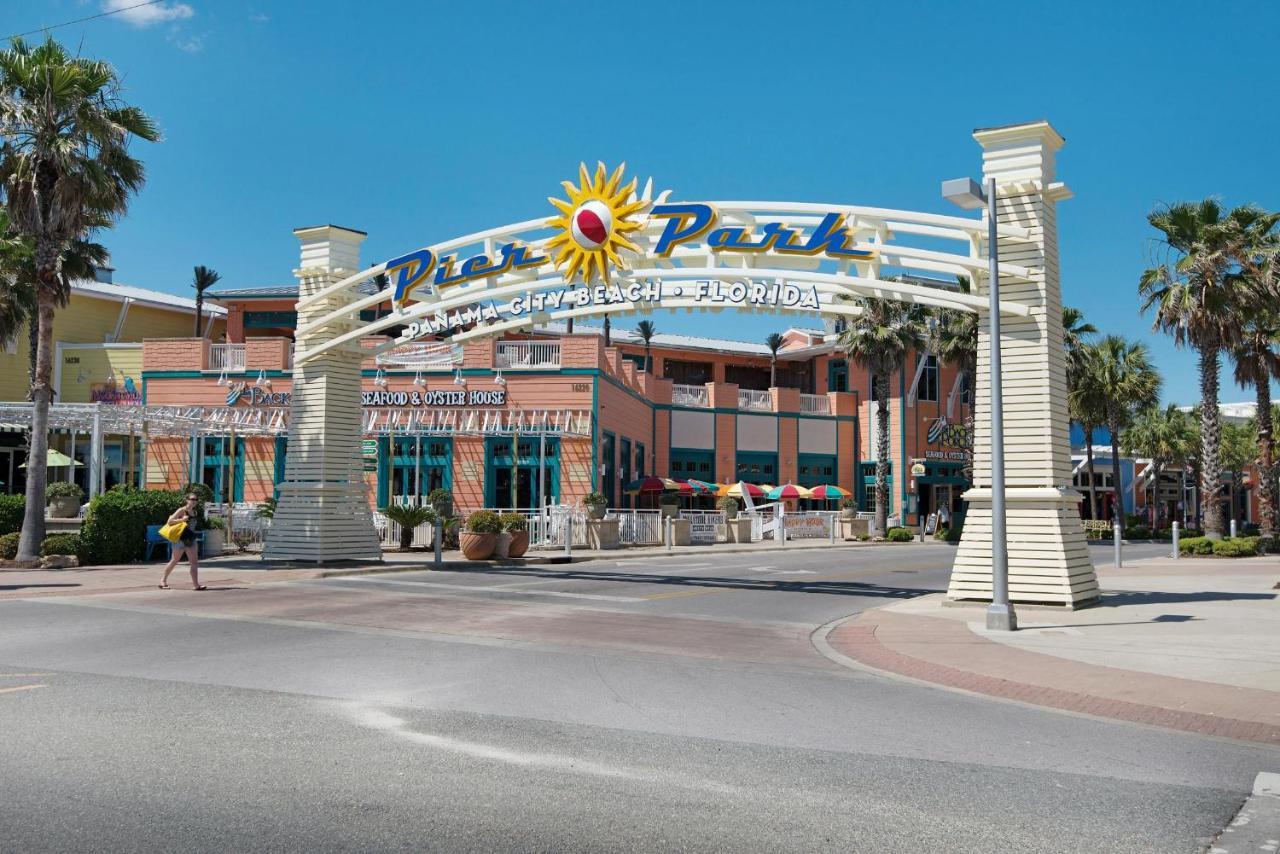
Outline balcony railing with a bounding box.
[376,342,462,368]
[800,393,830,414]
[738,389,773,412]
[210,344,245,372]
[496,341,561,370]
[672,384,709,407]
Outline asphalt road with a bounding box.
[0,540,1270,853]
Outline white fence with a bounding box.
[528,505,588,548]
[800,393,829,414]
[210,344,246,372]
[610,509,664,545]
[738,389,772,411]
[377,342,462,368]
[497,341,561,369]
[672,384,709,407]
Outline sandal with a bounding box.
[194,585,208,591]
[157,584,170,589]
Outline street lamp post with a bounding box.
[942,176,1017,631]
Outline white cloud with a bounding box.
[168,32,204,53]
[249,11,269,23]
[102,0,195,28]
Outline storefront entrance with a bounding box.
[485,437,559,511]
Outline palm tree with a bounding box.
[1062,306,1097,379]
[765,332,785,387]
[603,316,611,348]
[929,277,977,481]
[1087,336,1161,534]
[191,265,221,337]
[635,319,656,373]
[379,503,436,551]
[1220,420,1257,530]
[1140,199,1280,537]
[0,36,160,560]
[838,298,926,534]
[1068,344,1109,521]
[1123,404,1195,527]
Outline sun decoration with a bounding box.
[546,162,646,284]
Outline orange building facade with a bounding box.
[139,290,975,523]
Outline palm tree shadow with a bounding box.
[1100,589,1275,606]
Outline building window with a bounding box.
[915,354,938,403]
[485,437,558,510]
[620,438,632,508]
[670,448,713,479]
[635,443,645,480]
[663,359,713,386]
[198,436,243,502]
[734,453,777,482]
[828,360,848,393]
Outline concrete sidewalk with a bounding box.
[0,537,949,599]
[820,555,1280,745]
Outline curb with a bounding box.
[1208,772,1280,853]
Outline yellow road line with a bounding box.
[0,684,47,694]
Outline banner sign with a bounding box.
[783,514,829,539]
[225,383,506,409]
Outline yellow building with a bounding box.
[0,271,226,495]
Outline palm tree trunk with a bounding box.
[1255,377,1275,541]
[1199,348,1225,537]
[770,356,777,388]
[603,317,611,347]
[1152,461,1163,528]
[17,287,56,561]
[26,319,37,401]
[874,374,890,535]
[1084,425,1099,520]
[1109,417,1125,535]
[566,318,573,334]
[644,343,651,374]
[194,294,203,337]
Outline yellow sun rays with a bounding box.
[545,162,646,284]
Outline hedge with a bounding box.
[1179,535,1261,557]
[78,488,185,565]
[41,534,81,557]
[886,527,914,542]
[0,532,19,559]
[0,494,24,536]
[1178,536,1214,556]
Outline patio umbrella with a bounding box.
[721,481,766,499]
[685,479,720,495]
[808,484,850,500]
[19,449,81,468]
[665,478,694,495]
[766,483,812,501]
[625,476,669,494]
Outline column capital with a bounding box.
[973,120,1066,188]
[293,224,367,276]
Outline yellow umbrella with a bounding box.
[19,449,81,468]
[721,481,767,499]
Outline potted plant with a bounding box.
[500,512,529,558]
[201,515,227,556]
[716,495,739,520]
[658,492,679,518]
[380,503,436,551]
[461,510,501,559]
[427,488,454,520]
[840,496,858,520]
[45,481,84,519]
[583,491,608,520]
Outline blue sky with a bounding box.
[14,0,1280,405]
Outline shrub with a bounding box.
[584,492,607,506]
[840,496,857,509]
[40,533,80,557]
[46,481,85,503]
[0,494,24,536]
[182,482,215,503]
[380,504,436,550]
[716,496,739,517]
[657,492,679,504]
[256,497,277,519]
[1178,536,1214,556]
[886,527,914,542]
[499,512,527,533]
[1242,523,1260,537]
[857,533,871,542]
[1126,525,1152,540]
[426,488,453,516]
[465,510,502,534]
[1211,538,1258,558]
[0,532,20,559]
[1124,513,1146,530]
[79,489,185,566]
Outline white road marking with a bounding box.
[0,684,47,694]
[339,576,644,602]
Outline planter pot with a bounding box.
[47,497,80,519]
[494,532,512,559]
[659,502,679,518]
[586,502,607,520]
[722,509,738,521]
[459,531,496,560]
[201,529,226,557]
[507,530,529,558]
[841,509,857,520]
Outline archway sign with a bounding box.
[264,120,1099,609]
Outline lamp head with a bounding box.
[941,177,987,210]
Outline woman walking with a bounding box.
[159,494,206,590]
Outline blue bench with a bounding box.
[144,525,205,561]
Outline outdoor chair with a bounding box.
[144,524,204,561]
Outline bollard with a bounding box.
[666,516,673,552]
[564,517,572,560]
[433,520,442,568]
[829,515,836,545]
[1113,520,1122,568]
[1230,518,1237,538]
[1172,520,1179,560]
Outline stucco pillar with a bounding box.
[262,225,381,563]
[949,122,1098,607]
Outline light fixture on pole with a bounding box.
[254,369,272,389]
[412,369,425,387]
[453,368,467,387]
[493,369,506,386]
[373,368,388,388]
[942,174,1016,632]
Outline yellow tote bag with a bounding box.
[158,521,187,543]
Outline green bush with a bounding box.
[465,510,502,534]
[1126,525,1152,540]
[1211,538,1258,558]
[716,496,739,517]
[886,527,914,542]
[46,481,85,502]
[40,533,80,557]
[499,512,527,533]
[0,531,20,559]
[0,494,24,536]
[1178,536,1214,556]
[840,496,858,509]
[427,488,453,516]
[857,533,871,542]
[182,482,215,503]
[79,489,185,565]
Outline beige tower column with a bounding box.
[262,225,381,563]
[949,122,1098,607]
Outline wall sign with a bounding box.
[225,383,505,409]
